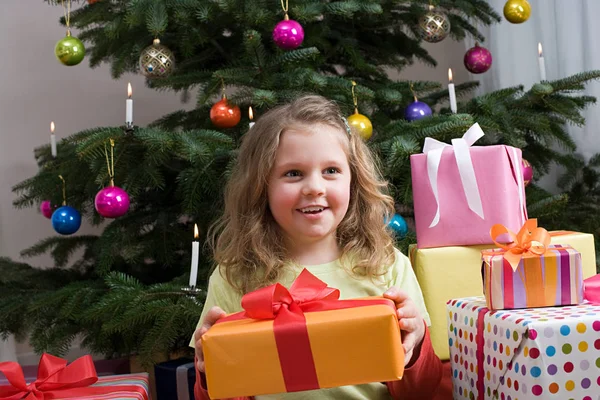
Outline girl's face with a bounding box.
[267,123,351,251]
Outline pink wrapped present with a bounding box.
[410,123,528,248]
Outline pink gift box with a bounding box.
[410,124,527,248]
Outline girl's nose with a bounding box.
[301,173,325,196]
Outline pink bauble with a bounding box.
[272,19,304,50]
[94,186,130,218]
[464,44,492,74]
[40,200,54,219]
[522,158,533,187]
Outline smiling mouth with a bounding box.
[298,206,328,214]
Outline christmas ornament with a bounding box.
[404,86,433,122]
[87,0,99,4]
[95,186,130,218]
[404,100,432,121]
[139,38,175,78]
[55,34,85,66]
[522,158,533,187]
[273,0,304,50]
[503,0,531,24]
[347,112,373,140]
[417,5,451,43]
[95,139,130,218]
[210,96,241,129]
[51,175,81,235]
[464,43,492,74]
[347,81,373,140]
[52,206,82,235]
[55,1,85,66]
[387,214,408,238]
[40,200,54,219]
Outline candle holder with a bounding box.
[181,286,203,304]
[123,123,135,135]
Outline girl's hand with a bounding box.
[383,287,426,366]
[194,306,226,372]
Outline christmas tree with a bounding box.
[2,0,600,366]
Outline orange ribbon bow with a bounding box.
[490,219,551,271]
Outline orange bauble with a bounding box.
[210,98,241,128]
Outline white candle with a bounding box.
[189,224,199,288]
[248,106,255,129]
[538,43,546,81]
[126,82,133,125]
[50,121,57,158]
[448,68,457,114]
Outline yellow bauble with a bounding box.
[347,112,373,140]
[503,0,531,24]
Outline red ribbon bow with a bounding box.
[0,353,147,400]
[217,269,395,393]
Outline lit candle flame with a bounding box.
[127,82,132,98]
[194,223,199,239]
[249,106,254,120]
[538,43,543,57]
[448,68,453,83]
[50,121,55,133]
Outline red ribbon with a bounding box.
[584,274,600,304]
[217,269,396,393]
[0,353,148,400]
[475,307,489,400]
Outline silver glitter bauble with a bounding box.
[417,7,451,43]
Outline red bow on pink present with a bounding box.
[0,353,146,400]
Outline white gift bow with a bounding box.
[423,123,485,228]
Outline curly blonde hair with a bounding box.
[208,95,396,294]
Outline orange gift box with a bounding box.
[202,269,405,399]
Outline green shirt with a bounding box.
[191,248,430,400]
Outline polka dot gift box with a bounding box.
[447,296,600,400]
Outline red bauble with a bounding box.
[88,0,100,4]
[210,98,241,128]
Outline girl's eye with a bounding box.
[324,167,340,174]
[285,170,301,177]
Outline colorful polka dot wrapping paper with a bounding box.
[447,296,600,400]
[482,244,584,310]
[409,232,596,361]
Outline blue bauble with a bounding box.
[51,205,81,235]
[387,214,408,238]
[404,100,432,121]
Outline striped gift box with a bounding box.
[55,373,150,400]
[482,244,583,310]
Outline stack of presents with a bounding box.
[2,123,599,399]
[410,123,600,399]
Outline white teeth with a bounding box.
[301,206,324,213]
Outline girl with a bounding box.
[192,95,447,399]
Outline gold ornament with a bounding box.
[503,0,531,24]
[348,81,373,140]
[347,112,372,140]
[417,6,451,43]
[139,38,175,78]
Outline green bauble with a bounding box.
[55,34,85,66]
